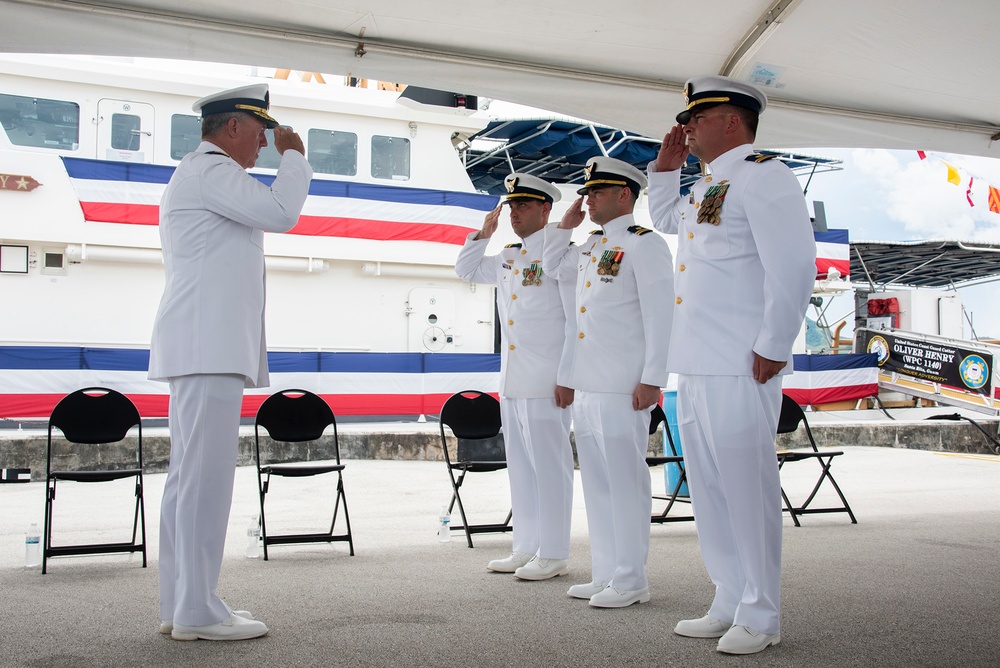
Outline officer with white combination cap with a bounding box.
[455,173,577,581]
[647,75,816,654]
[149,83,312,641]
[544,156,674,608]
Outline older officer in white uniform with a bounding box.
[544,157,673,608]
[149,84,312,641]
[647,76,815,654]
[455,174,577,581]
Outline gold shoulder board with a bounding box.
[745,153,779,163]
[628,225,653,235]
[504,243,523,249]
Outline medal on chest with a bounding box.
[522,261,543,286]
[697,181,730,226]
[597,249,624,276]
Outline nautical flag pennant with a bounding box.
[60,157,498,245]
[989,186,1000,214]
[967,177,975,207]
[945,162,961,185]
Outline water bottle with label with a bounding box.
[245,515,261,558]
[438,507,451,543]
[24,523,41,568]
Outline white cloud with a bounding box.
[850,149,1000,242]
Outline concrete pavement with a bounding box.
[0,447,998,667]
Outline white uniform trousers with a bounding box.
[500,397,574,559]
[159,373,245,627]
[573,391,652,590]
[677,374,783,635]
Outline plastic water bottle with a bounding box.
[438,507,451,543]
[245,516,261,559]
[24,523,41,568]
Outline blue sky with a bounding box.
[793,148,1000,340]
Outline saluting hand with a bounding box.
[655,124,689,172]
[475,205,502,240]
[273,126,305,156]
[558,197,586,230]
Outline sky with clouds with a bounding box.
[791,148,1000,339]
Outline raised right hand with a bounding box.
[273,126,305,156]
[558,196,586,230]
[475,205,502,240]
[655,124,689,172]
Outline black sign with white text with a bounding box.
[857,329,993,396]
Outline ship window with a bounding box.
[308,129,357,176]
[254,129,282,169]
[111,113,141,151]
[371,135,410,181]
[0,93,79,151]
[170,114,201,160]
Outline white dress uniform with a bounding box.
[647,143,815,634]
[150,135,311,627]
[455,226,576,559]
[544,214,673,591]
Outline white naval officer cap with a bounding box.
[576,156,647,197]
[675,75,767,125]
[503,173,562,205]
[193,83,279,129]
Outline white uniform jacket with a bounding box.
[455,228,576,398]
[647,144,815,376]
[149,141,313,387]
[544,215,673,394]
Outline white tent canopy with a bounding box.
[1,0,998,156]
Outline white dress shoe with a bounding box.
[513,557,568,581]
[717,625,780,655]
[171,613,269,641]
[673,614,732,638]
[566,580,609,599]
[486,551,534,573]
[588,585,651,608]
[160,610,253,634]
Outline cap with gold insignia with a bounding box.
[675,75,767,125]
[503,173,562,204]
[193,83,279,129]
[576,156,648,196]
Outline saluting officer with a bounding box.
[150,84,311,641]
[544,157,673,608]
[455,174,577,580]
[647,76,816,655]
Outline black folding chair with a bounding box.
[438,390,512,548]
[43,387,147,573]
[646,404,694,523]
[776,394,857,526]
[254,389,353,559]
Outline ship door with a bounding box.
[96,99,154,163]
[407,288,455,353]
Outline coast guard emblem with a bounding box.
[505,175,518,192]
[698,183,730,225]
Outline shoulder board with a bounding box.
[504,243,522,249]
[745,153,779,163]
[628,225,653,235]
[205,150,230,157]
[588,229,604,236]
